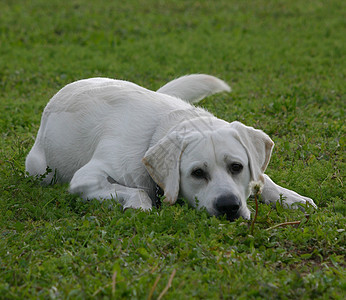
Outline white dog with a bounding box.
[25,74,316,220]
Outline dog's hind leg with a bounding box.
[69,160,153,211]
[25,142,54,184]
[261,174,317,209]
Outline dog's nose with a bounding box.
[215,194,241,221]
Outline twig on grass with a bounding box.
[147,274,161,300]
[91,270,119,297]
[265,214,310,231]
[112,271,117,296]
[158,269,176,300]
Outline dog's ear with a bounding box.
[230,121,274,185]
[142,131,188,205]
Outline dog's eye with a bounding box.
[229,163,243,174]
[191,168,207,179]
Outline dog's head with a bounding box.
[142,120,274,221]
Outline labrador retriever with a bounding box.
[25,74,317,220]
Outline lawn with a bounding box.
[0,0,345,298]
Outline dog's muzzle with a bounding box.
[215,194,241,221]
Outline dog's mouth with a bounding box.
[216,207,250,222]
[217,212,240,222]
[226,214,239,222]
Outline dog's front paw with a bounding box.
[122,189,153,211]
[280,191,317,210]
[261,175,317,211]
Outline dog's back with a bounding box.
[26,78,193,183]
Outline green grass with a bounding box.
[0,0,345,298]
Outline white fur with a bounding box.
[26,74,317,219]
[157,74,231,103]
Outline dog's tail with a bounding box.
[157,74,231,104]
